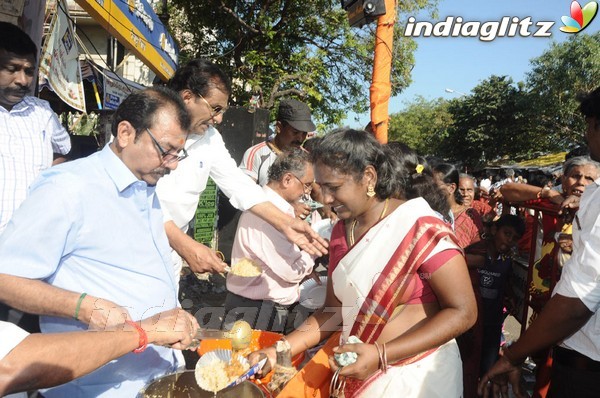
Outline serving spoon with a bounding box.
[189,320,253,351]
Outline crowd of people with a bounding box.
[2,19,600,398]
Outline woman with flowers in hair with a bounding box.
[250,129,476,397]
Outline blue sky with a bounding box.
[344,0,600,127]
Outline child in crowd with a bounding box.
[461,215,525,397]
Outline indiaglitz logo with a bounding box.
[560,0,598,33]
[403,16,554,41]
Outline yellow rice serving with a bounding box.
[230,258,262,277]
[195,356,249,393]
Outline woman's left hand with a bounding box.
[329,343,380,381]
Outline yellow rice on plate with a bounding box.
[230,258,262,277]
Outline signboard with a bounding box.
[39,0,86,112]
[74,0,178,81]
[102,68,144,110]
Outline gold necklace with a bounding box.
[267,141,283,155]
[349,198,389,246]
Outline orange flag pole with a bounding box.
[370,0,396,144]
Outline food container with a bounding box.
[138,370,268,398]
[197,329,305,385]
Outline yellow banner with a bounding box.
[74,0,178,81]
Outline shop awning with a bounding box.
[73,0,178,81]
[517,152,567,167]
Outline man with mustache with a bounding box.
[0,22,71,235]
[240,99,316,186]
[0,87,196,397]
[0,22,71,324]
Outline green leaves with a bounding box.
[388,31,599,169]
[168,0,435,127]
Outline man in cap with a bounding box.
[240,99,316,186]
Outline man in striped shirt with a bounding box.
[0,22,71,322]
[239,99,315,186]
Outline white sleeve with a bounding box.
[239,147,259,181]
[209,133,267,211]
[554,215,600,312]
[43,103,71,155]
[0,321,29,360]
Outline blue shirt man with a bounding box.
[0,87,191,397]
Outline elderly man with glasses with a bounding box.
[0,87,197,397]
[156,59,327,279]
[224,149,317,334]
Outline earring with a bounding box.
[367,186,376,197]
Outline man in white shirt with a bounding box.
[0,22,71,323]
[239,98,315,186]
[156,60,326,277]
[479,86,600,398]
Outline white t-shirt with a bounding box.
[0,321,29,398]
[239,141,277,186]
[554,178,600,360]
[156,126,267,231]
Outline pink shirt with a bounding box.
[226,186,315,305]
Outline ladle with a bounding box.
[190,320,252,351]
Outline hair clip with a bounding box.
[415,164,424,174]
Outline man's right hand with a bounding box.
[181,238,227,274]
[165,220,227,274]
[141,308,200,350]
[81,296,132,331]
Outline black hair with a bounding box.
[433,163,464,205]
[386,142,450,217]
[268,148,310,182]
[386,141,413,156]
[111,86,190,138]
[495,214,525,237]
[528,173,551,188]
[302,137,321,153]
[578,86,600,126]
[0,22,37,60]
[310,129,397,199]
[565,145,589,160]
[167,59,231,97]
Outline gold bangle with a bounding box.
[382,343,388,373]
[374,342,384,372]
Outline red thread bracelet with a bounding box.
[125,320,148,353]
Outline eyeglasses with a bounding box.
[197,93,228,120]
[292,174,314,193]
[146,128,188,164]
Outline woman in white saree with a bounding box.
[250,129,476,397]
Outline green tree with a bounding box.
[526,32,600,148]
[168,0,437,125]
[387,96,452,155]
[439,76,532,169]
